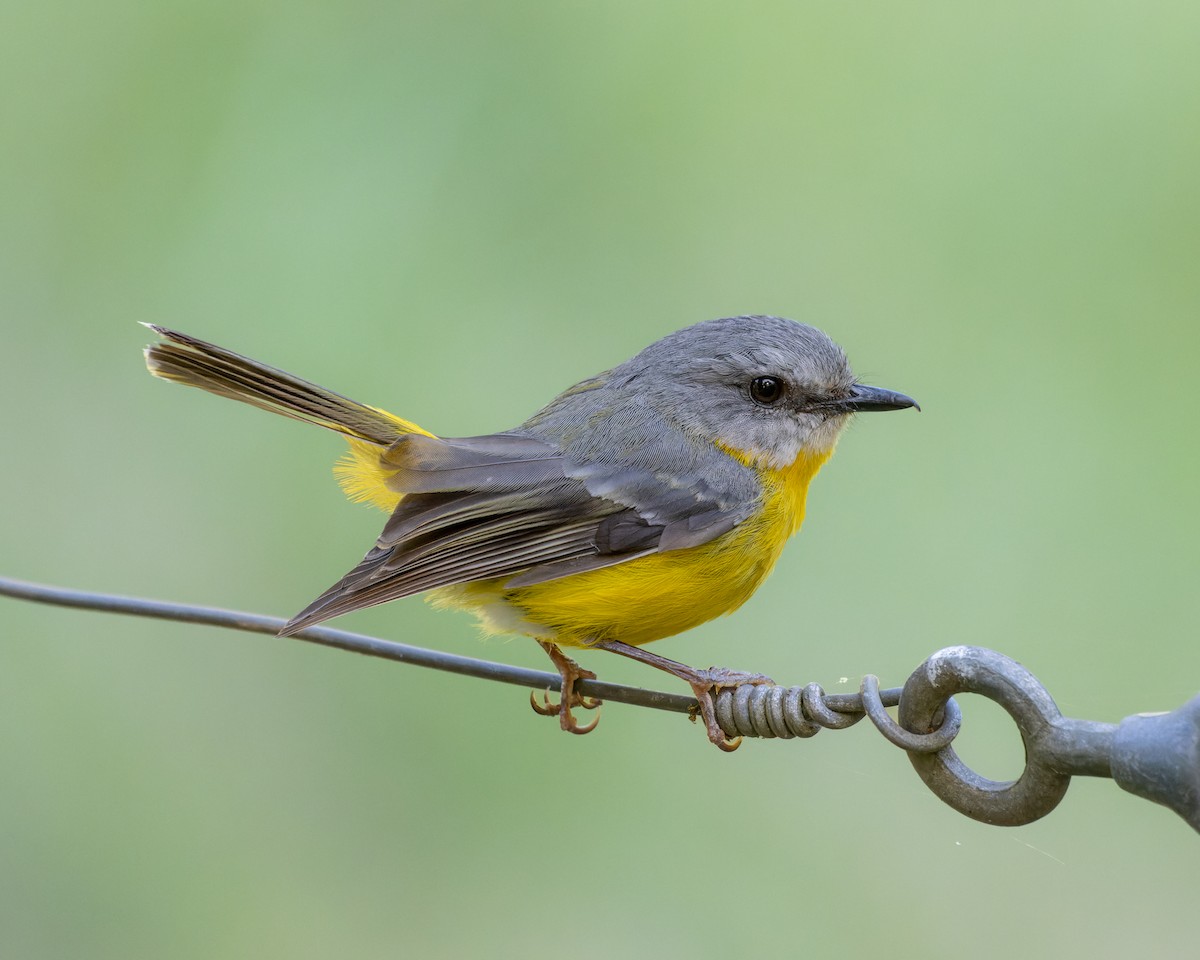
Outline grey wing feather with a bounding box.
[380,433,567,492]
[281,425,758,635]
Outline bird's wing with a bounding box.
[281,431,756,633]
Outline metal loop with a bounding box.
[898,645,1072,826]
[859,674,961,753]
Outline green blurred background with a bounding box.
[3,1,1198,956]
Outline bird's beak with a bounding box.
[832,384,920,413]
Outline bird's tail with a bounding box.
[143,324,427,444]
[144,325,432,511]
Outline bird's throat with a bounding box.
[764,446,835,537]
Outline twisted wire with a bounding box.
[713,677,961,752]
[713,682,877,739]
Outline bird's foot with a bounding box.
[588,639,773,752]
[683,667,775,752]
[531,641,602,735]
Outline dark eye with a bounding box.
[749,376,785,405]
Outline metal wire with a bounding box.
[5,574,1198,833]
[0,575,893,723]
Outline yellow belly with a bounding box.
[428,447,832,648]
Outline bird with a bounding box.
[143,316,917,750]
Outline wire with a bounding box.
[0,575,702,713]
[9,576,1195,832]
[0,574,897,726]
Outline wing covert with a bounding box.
[281,429,757,634]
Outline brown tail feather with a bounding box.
[143,324,409,444]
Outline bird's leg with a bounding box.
[590,639,773,751]
[530,640,602,735]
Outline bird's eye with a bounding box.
[749,376,784,405]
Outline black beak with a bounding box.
[829,383,920,413]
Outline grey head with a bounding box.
[526,315,917,471]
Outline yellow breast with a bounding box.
[432,447,833,648]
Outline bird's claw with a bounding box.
[529,689,558,716]
[529,687,600,714]
[532,642,604,735]
[529,688,602,734]
[584,638,778,752]
[563,706,602,735]
[687,668,775,751]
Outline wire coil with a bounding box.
[713,677,961,753]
